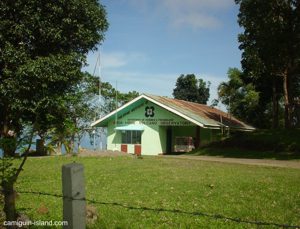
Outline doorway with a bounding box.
[166,127,172,154]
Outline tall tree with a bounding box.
[36,72,100,155]
[218,68,266,127]
[235,0,300,128]
[0,0,108,222]
[173,74,210,104]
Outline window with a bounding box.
[174,136,194,152]
[121,131,142,144]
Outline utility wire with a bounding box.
[13,190,300,229]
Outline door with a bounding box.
[121,144,128,153]
[166,128,172,154]
[195,126,200,148]
[134,145,141,156]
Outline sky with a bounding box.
[83,0,243,108]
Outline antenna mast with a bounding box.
[92,50,102,150]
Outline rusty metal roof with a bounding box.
[92,94,255,130]
[145,94,255,130]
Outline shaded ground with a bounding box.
[194,129,300,160]
[163,155,300,169]
[186,147,300,160]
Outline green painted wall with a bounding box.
[171,126,221,149]
[106,99,221,155]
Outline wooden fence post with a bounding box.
[62,163,86,229]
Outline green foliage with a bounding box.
[0,0,108,55]
[173,74,210,104]
[101,82,139,114]
[0,0,108,220]
[235,0,300,128]
[0,157,16,184]
[0,0,108,145]
[218,68,261,127]
[41,72,101,154]
[196,129,300,159]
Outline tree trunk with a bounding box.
[272,79,279,129]
[77,134,81,154]
[55,142,62,155]
[36,138,46,156]
[3,180,17,223]
[283,69,292,128]
[1,123,17,157]
[1,123,17,224]
[69,135,75,154]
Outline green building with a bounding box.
[91,94,254,155]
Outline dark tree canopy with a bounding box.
[0,0,108,55]
[235,0,300,128]
[0,0,108,222]
[0,0,108,144]
[217,68,270,128]
[173,74,210,104]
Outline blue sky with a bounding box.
[84,0,242,107]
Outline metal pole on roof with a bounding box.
[115,81,118,125]
[98,51,102,117]
[97,50,102,150]
[93,51,102,119]
[114,81,118,149]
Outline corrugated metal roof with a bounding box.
[144,94,255,130]
[92,94,255,130]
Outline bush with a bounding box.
[210,129,300,153]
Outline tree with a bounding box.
[218,68,262,127]
[37,72,100,155]
[0,0,108,222]
[235,0,300,128]
[101,82,139,114]
[173,74,210,104]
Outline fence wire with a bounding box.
[10,190,299,228]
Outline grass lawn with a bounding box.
[14,156,300,228]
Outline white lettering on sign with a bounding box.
[113,118,193,126]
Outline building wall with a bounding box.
[106,100,221,155]
[171,126,221,149]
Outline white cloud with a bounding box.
[127,0,233,30]
[162,0,232,11]
[102,52,146,69]
[83,51,147,74]
[161,0,233,29]
[102,52,128,68]
[172,13,220,29]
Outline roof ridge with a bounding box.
[145,94,217,110]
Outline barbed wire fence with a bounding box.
[7,189,298,228]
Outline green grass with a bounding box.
[188,129,300,160]
[13,156,300,228]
